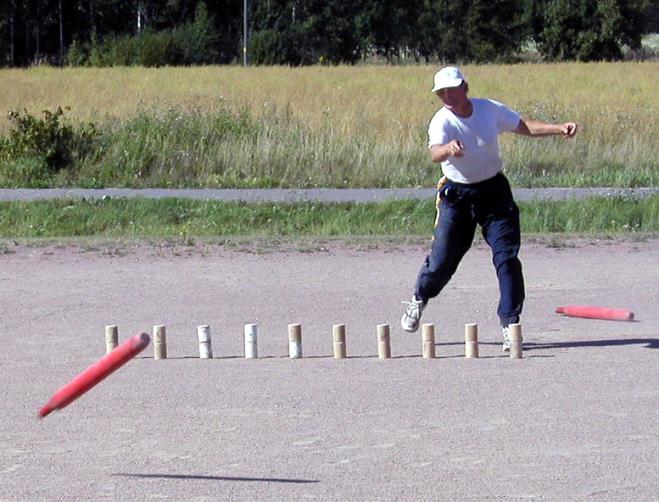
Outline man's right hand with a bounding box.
[447,140,465,157]
[430,140,465,163]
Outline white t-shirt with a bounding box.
[427,98,520,184]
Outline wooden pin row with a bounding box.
[104,322,523,359]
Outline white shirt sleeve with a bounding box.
[427,111,448,149]
[490,99,521,133]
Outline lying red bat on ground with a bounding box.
[555,305,635,322]
[38,332,150,418]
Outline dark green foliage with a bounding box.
[173,2,219,65]
[414,0,526,63]
[66,2,221,67]
[250,0,364,65]
[357,0,425,61]
[249,30,288,65]
[464,0,527,62]
[80,33,140,66]
[136,30,177,67]
[536,0,647,61]
[64,39,88,66]
[645,2,659,32]
[3,0,655,66]
[0,108,98,175]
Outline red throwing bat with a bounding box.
[555,305,635,322]
[39,332,150,418]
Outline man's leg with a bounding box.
[481,202,525,328]
[401,185,476,333]
[415,201,476,303]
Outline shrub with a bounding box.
[65,39,89,66]
[250,30,286,65]
[110,34,140,66]
[88,34,117,67]
[137,30,178,67]
[78,3,221,68]
[0,107,99,176]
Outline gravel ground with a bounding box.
[1,238,657,501]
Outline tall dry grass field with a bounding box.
[0,63,657,187]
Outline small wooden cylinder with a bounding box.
[377,324,391,359]
[464,323,479,359]
[153,325,167,359]
[105,325,118,354]
[509,323,523,359]
[422,323,436,359]
[333,324,346,359]
[244,323,258,359]
[197,325,213,359]
[288,323,302,358]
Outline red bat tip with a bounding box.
[38,405,53,418]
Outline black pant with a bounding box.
[414,172,525,327]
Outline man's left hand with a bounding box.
[561,123,578,138]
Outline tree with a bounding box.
[355,0,423,60]
[58,0,63,63]
[415,0,524,63]
[251,0,364,65]
[1,0,650,67]
[205,0,243,63]
[537,0,648,61]
[0,0,17,65]
[463,0,525,61]
[415,0,466,62]
[175,1,219,64]
[644,1,659,32]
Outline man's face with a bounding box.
[436,83,468,108]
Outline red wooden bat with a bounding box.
[555,305,634,322]
[39,332,150,418]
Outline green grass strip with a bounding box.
[0,196,657,238]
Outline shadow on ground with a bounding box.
[524,338,658,350]
[112,473,319,484]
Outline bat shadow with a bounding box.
[135,355,244,360]
[524,338,659,350]
[112,472,319,484]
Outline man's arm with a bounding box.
[429,140,465,163]
[513,118,578,138]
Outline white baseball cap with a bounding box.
[431,66,466,93]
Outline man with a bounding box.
[401,66,578,350]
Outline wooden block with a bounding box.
[332,324,346,359]
[197,324,213,359]
[153,325,167,359]
[464,323,479,359]
[377,324,391,359]
[422,323,436,359]
[288,323,302,358]
[105,325,118,354]
[509,323,523,359]
[244,323,258,359]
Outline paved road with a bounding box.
[0,187,657,202]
